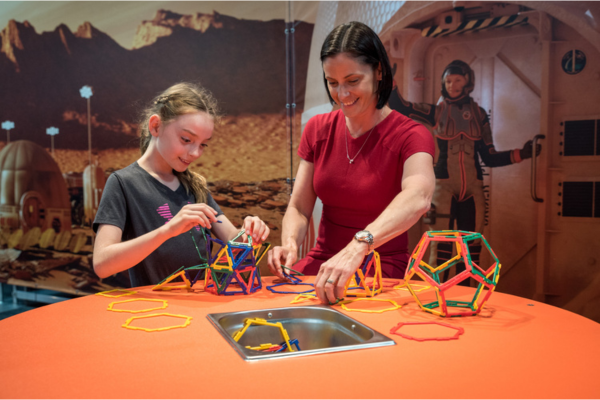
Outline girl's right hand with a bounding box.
[163,203,219,238]
[267,241,298,279]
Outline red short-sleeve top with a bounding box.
[297,109,434,277]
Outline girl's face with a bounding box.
[151,111,214,173]
[322,52,381,120]
[444,73,468,99]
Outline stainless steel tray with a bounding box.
[207,305,396,361]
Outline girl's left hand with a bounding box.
[314,240,369,304]
[243,216,270,244]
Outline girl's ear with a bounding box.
[148,114,161,137]
[376,62,382,81]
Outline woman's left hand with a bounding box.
[314,240,369,304]
[243,216,270,244]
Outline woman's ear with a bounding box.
[376,62,382,81]
[148,114,161,137]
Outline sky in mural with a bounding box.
[0,1,317,49]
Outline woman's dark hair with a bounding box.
[320,21,393,110]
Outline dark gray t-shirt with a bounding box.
[93,161,223,287]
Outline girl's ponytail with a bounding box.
[175,169,208,204]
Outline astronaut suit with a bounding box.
[389,60,537,283]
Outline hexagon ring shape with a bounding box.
[107,298,168,313]
[122,313,192,332]
[340,298,401,313]
[390,321,464,342]
[96,289,138,298]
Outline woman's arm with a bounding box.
[314,152,435,304]
[93,203,220,279]
[267,159,317,278]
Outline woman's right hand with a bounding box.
[163,203,219,238]
[267,240,298,279]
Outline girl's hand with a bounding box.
[267,240,298,279]
[243,216,270,245]
[163,203,218,238]
[314,240,369,304]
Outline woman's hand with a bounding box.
[314,240,369,304]
[267,239,298,279]
[243,216,270,245]
[163,203,218,238]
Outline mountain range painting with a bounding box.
[1,9,313,149]
[0,4,315,292]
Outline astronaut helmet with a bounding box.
[441,60,475,100]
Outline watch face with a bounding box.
[355,231,373,244]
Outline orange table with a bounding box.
[1,277,599,399]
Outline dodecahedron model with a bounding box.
[404,230,501,317]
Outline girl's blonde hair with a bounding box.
[139,82,220,203]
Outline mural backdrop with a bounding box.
[0,1,315,293]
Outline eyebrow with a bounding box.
[182,128,198,137]
[325,73,361,80]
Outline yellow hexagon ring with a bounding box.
[107,298,168,313]
[96,289,138,298]
[340,298,401,313]
[393,283,431,292]
[122,313,193,332]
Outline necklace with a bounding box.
[345,124,376,164]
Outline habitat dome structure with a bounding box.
[0,140,71,233]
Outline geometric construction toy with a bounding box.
[153,229,270,295]
[404,230,501,317]
[267,268,315,294]
[245,338,301,353]
[95,289,138,298]
[340,298,401,314]
[290,292,319,304]
[393,282,431,292]
[107,298,168,313]
[283,251,382,304]
[266,282,315,294]
[122,313,193,332]
[390,321,465,342]
[344,250,383,298]
[232,317,296,353]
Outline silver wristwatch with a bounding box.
[354,230,374,253]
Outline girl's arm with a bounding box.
[210,214,270,245]
[314,152,435,304]
[267,159,317,278]
[93,203,219,279]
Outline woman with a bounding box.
[267,22,435,304]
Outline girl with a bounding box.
[93,82,269,287]
[267,22,436,304]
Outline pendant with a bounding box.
[349,159,354,164]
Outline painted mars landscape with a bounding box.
[0,9,312,291]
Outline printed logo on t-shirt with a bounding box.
[157,203,201,231]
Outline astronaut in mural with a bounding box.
[389,60,541,284]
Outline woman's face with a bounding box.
[444,73,468,99]
[150,111,214,173]
[322,52,381,120]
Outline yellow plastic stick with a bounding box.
[96,289,137,298]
